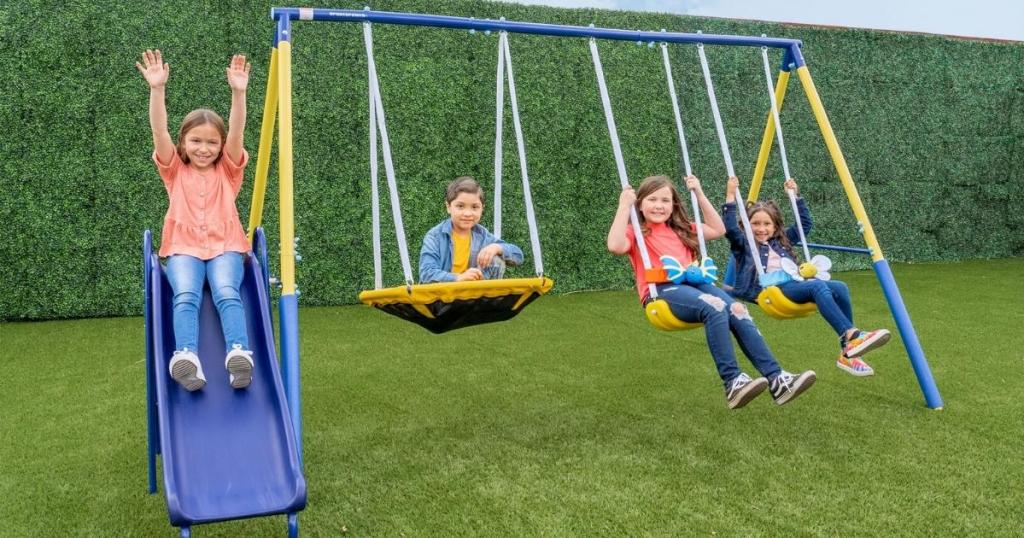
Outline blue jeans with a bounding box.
[778,280,854,342]
[166,253,249,353]
[655,283,782,387]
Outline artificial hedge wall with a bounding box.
[2,0,1022,320]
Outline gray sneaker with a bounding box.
[769,370,816,406]
[225,345,254,389]
[483,256,507,279]
[725,372,769,409]
[169,349,206,392]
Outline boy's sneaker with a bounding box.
[724,372,769,409]
[843,329,891,358]
[225,345,254,389]
[169,349,206,392]
[769,370,816,406]
[837,354,874,377]
[483,257,507,280]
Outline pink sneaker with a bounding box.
[836,355,874,377]
[843,329,891,358]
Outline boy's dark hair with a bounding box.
[445,176,485,204]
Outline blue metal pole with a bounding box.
[275,10,292,45]
[797,242,873,255]
[274,11,304,466]
[279,294,303,465]
[270,7,802,54]
[873,259,943,409]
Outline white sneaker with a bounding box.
[169,349,206,392]
[225,344,254,389]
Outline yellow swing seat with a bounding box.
[640,269,703,331]
[645,298,703,331]
[359,277,554,334]
[755,285,817,320]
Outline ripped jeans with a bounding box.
[653,282,782,387]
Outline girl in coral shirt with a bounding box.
[137,49,254,392]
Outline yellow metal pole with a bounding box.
[796,65,883,262]
[247,47,280,242]
[277,39,297,294]
[748,70,790,203]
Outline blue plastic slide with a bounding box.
[144,231,306,537]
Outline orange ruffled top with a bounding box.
[154,150,251,260]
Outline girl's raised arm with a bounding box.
[607,188,636,255]
[725,176,738,204]
[686,175,725,240]
[136,49,175,164]
[224,54,251,164]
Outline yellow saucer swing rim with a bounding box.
[359,277,554,315]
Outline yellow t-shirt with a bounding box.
[451,232,471,274]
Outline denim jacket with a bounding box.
[418,219,525,283]
[723,198,812,302]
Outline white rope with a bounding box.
[660,42,707,261]
[760,47,791,181]
[364,23,414,286]
[501,32,545,276]
[696,43,735,178]
[493,32,505,238]
[761,46,811,261]
[369,65,382,289]
[589,38,658,300]
[697,41,764,277]
[786,189,811,260]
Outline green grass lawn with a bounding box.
[1,259,1021,537]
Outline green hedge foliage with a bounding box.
[2,0,1023,320]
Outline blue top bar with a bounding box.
[271,7,803,51]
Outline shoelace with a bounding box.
[774,372,795,391]
[731,373,751,392]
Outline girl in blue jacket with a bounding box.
[723,177,890,376]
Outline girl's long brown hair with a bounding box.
[745,200,798,259]
[635,175,698,255]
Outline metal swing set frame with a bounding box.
[244,13,943,482]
